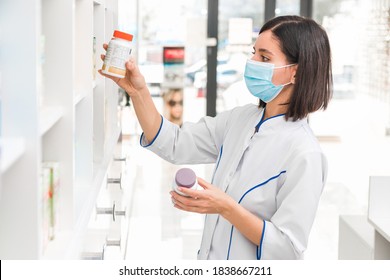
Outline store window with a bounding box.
[310,0,390,233]
[275,0,300,16]
[313,0,390,131]
[216,0,265,112]
[119,0,207,74]
[118,0,208,123]
[313,0,362,99]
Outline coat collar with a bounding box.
[254,107,308,133]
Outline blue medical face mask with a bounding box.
[244,59,296,103]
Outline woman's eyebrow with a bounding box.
[257,48,274,55]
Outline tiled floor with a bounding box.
[120,88,390,260]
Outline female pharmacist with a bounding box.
[100,15,332,260]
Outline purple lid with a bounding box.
[175,168,196,188]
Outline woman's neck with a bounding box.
[263,103,288,119]
[263,89,291,119]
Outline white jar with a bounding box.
[172,168,197,197]
[102,30,133,78]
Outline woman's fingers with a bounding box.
[176,187,202,199]
[197,177,212,190]
[98,69,108,78]
[125,57,141,74]
[99,46,146,92]
[171,194,205,214]
[170,191,198,207]
[98,69,121,83]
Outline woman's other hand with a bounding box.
[170,177,236,216]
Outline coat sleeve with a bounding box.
[139,110,231,165]
[260,151,327,259]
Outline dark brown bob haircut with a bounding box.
[259,15,333,121]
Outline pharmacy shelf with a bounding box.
[42,231,73,260]
[368,176,390,259]
[74,92,88,107]
[368,176,390,243]
[44,126,121,259]
[93,0,104,5]
[73,85,98,106]
[39,107,64,136]
[0,0,121,259]
[369,218,390,243]
[67,126,122,259]
[79,126,122,228]
[0,138,26,173]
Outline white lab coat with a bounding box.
[140,103,327,260]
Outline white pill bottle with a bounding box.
[102,30,133,78]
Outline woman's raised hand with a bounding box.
[98,43,147,96]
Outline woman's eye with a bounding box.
[261,55,270,62]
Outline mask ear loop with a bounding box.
[281,81,292,87]
[275,63,297,86]
[273,63,297,69]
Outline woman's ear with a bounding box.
[290,65,298,84]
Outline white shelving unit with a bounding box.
[0,0,122,259]
[0,138,26,174]
[368,176,390,259]
[39,107,64,136]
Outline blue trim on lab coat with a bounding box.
[211,145,223,184]
[255,113,285,133]
[226,170,287,260]
[257,220,266,260]
[140,115,164,148]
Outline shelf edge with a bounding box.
[64,126,122,259]
[93,0,104,6]
[0,138,26,173]
[40,106,64,136]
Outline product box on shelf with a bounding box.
[40,167,51,253]
[41,162,60,242]
[93,36,97,81]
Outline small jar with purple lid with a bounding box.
[172,168,197,196]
